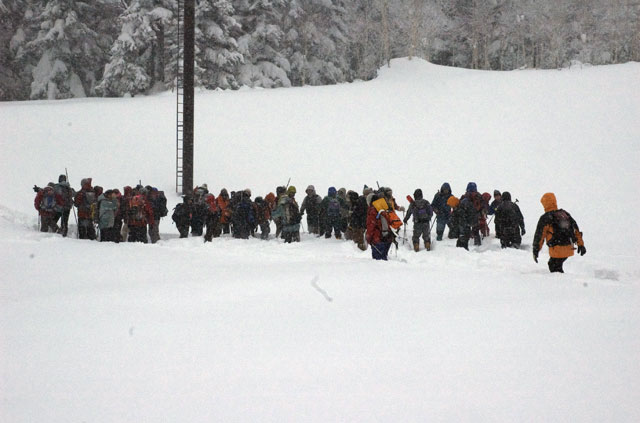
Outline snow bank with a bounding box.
[1,58,639,422]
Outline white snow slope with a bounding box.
[1,58,639,422]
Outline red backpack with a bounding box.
[128,195,146,223]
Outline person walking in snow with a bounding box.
[403,189,433,252]
[488,190,503,238]
[299,185,322,235]
[533,193,586,273]
[74,178,97,240]
[447,195,475,250]
[431,182,453,241]
[366,194,394,260]
[53,174,75,237]
[254,196,271,240]
[321,187,347,239]
[98,189,119,242]
[34,185,63,233]
[494,191,524,249]
[460,182,486,246]
[172,195,193,238]
[282,186,301,243]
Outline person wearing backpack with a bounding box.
[404,189,434,252]
[282,186,301,243]
[34,185,63,233]
[231,190,255,240]
[98,190,119,242]
[203,191,221,242]
[126,187,154,243]
[190,184,209,236]
[53,174,75,237]
[533,193,586,273]
[300,185,322,235]
[216,188,232,236]
[447,195,475,250]
[431,182,453,241]
[272,186,287,239]
[146,187,167,244]
[254,196,271,240]
[74,178,97,240]
[460,182,486,246]
[321,187,347,239]
[494,191,525,249]
[172,195,193,238]
[366,193,394,260]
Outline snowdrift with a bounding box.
[1,58,639,422]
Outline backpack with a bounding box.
[157,191,168,217]
[549,210,576,247]
[41,193,56,212]
[413,199,431,223]
[327,197,341,218]
[128,195,146,222]
[54,183,72,209]
[172,203,190,224]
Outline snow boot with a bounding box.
[425,240,431,251]
[413,242,420,252]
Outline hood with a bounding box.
[482,192,491,202]
[466,182,477,193]
[81,178,92,189]
[328,187,337,197]
[219,188,229,198]
[440,183,451,194]
[502,191,512,202]
[413,189,423,200]
[124,186,133,196]
[305,185,315,195]
[541,193,557,212]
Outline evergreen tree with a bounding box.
[19,0,105,99]
[235,0,291,88]
[195,0,243,89]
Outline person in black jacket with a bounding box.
[494,191,525,248]
[432,182,453,241]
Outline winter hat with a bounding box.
[255,196,264,203]
[441,182,451,194]
[328,187,337,196]
[447,196,460,208]
[287,186,296,195]
[306,185,315,194]
[276,186,286,196]
[363,186,373,196]
[413,189,423,199]
[494,190,501,197]
[58,174,66,183]
[47,182,56,188]
[482,192,491,203]
[466,182,477,193]
[244,188,251,197]
[501,191,512,202]
[201,183,208,191]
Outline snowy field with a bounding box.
[1,58,639,422]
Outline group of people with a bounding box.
[34,175,168,243]
[34,176,586,273]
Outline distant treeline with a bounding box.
[1,0,638,101]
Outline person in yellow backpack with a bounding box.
[533,193,586,273]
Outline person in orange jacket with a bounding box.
[216,188,232,235]
[533,193,586,273]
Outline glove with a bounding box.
[403,219,408,224]
[577,245,586,256]
[521,227,526,235]
[533,252,538,263]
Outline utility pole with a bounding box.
[182,0,195,195]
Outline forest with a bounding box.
[1,0,638,101]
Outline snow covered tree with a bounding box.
[195,0,243,89]
[19,0,106,99]
[283,0,350,86]
[96,0,175,96]
[235,0,291,88]
[0,0,33,100]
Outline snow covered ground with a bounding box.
[1,58,639,422]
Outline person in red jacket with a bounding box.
[126,187,154,243]
[34,185,63,233]
[74,178,97,240]
[366,194,394,260]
